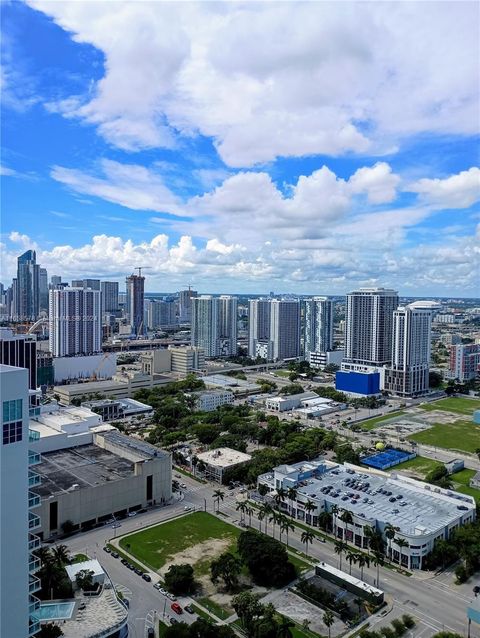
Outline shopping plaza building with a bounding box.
[257,459,476,570]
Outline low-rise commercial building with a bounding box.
[265,391,318,412]
[83,397,153,422]
[448,343,480,382]
[308,350,344,369]
[258,459,476,570]
[34,430,172,539]
[29,403,104,453]
[196,447,252,483]
[188,390,234,412]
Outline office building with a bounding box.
[304,297,334,357]
[258,459,476,570]
[0,364,42,638]
[101,281,119,314]
[344,288,398,368]
[39,267,48,314]
[169,346,205,374]
[178,288,197,323]
[270,299,301,361]
[147,299,176,330]
[49,287,102,357]
[196,447,252,483]
[50,275,62,288]
[188,390,234,412]
[248,298,272,359]
[217,295,238,356]
[0,328,37,390]
[448,343,480,382]
[82,278,101,291]
[384,304,432,397]
[126,273,145,336]
[16,249,40,320]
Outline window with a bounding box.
[3,399,23,423]
[3,421,23,445]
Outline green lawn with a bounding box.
[392,455,443,477]
[408,419,480,453]
[197,597,231,620]
[190,603,218,623]
[291,624,325,638]
[360,411,406,430]
[273,369,291,378]
[451,468,480,505]
[419,397,480,416]
[119,512,240,573]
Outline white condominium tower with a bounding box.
[344,288,398,367]
[384,304,432,397]
[304,297,334,356]
[0,364,42,638]
[49,287,102,357]
[248,299,272,359]
[191,295,237,357]
[270,299,301,361]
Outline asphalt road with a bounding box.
[61,474,479,638]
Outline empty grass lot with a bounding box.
[360,411,406,430]
[393,455,442,477]
[419,397,480,416]
[408,419,480,453]
[451,468,480,505]
[119,512,239,573]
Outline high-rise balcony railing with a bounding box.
[28,511,41,531]
[28,428,40,443]
[28,533,41,552]
[28,491,40,509]
[28,450,41,466]
[28,575,41,594]
[29,555,41,574]
[28,470,40,487]
[29,595,40,615]
[28,616,40,637]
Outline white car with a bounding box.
[184,505,192,511]
[127,511,137,517]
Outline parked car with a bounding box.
[171,602,183,615]
[147,628,155,638]
[111,552,119,559]
[127,511,137,517]
[103,546,111,553]
[185,605,194,614]
[142,573,152,582]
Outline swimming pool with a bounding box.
[36,602,75,620]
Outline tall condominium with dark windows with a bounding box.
[0,328,37,390]
[101,280,119,314]
[191,295,237,357]
[270,299,301,361]
[178,288,197,323]
[248,299,272,359]
[344,288,398,367]
[126,274,145,336]
[384,304,432,397]
[303,297,334,357]
[49,287,102,357]
[16,250,40,321]
[39,267,48,314]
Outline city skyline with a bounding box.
[1,2,479,296]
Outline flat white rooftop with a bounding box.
[197,447,252,468]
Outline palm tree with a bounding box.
[331,504,339,538]
[269,511,280,539]
[384,523,399,561]
[245,505,254,528]
[304,500,316,526]
[394,537,409,568]
[36,547,53,568]
[334,540,347,571]
[213,489,225,513]
[281,519,295,547]
[323,610,335,638]
[346,550,358,575]
[236,501,247,524]
[261,503,272,535]
[257,508,266,532]
[363,525,375,555]
[287,487,298,515]
[372,551,384,588]
[276,616,295,638]
[301,530,315,556]
[318,511,332,533]
[357,554,370,580]
[274,487,287,509]
[52,545,70,567]
[340,510,353,544]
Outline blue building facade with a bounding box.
[335,370,380,396]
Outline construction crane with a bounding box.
[90,353,112,381]
[133,266,151,277]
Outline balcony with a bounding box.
[29,575,41,594]
[28,470,40,487]
[28,616,40,637]
[29,556,41,574]
[28,511,41,531]
[29,595,40,615]
[28,450,41,466]
[28,490,41,509]
[28,428,40,443]
[29,534,41,552]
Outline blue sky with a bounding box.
[1,1,479,295]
